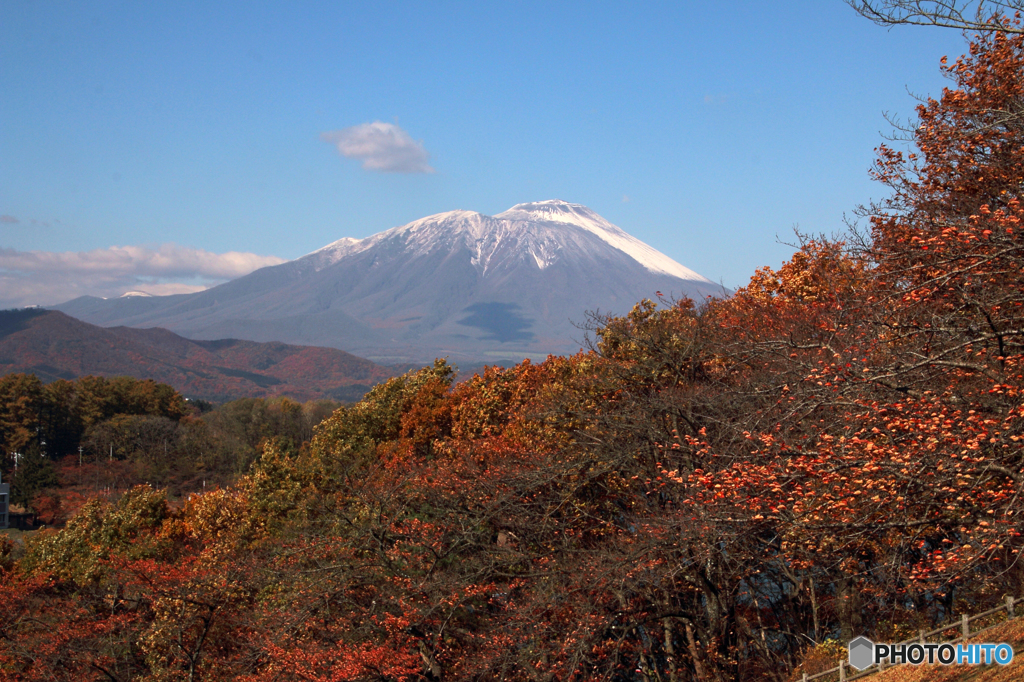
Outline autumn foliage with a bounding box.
[3,27,1024,682]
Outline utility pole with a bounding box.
[109,444,112,463]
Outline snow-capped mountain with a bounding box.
[54,201,726,363]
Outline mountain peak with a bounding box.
[304,200,714,283]
[503,199,589,212]
[496,200,604,227]
[495,200,712,283]
[397,209,490,235]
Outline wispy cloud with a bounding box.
[0,244,286,308]
[321,121,434,174]
[1,215,19,224]
[0,244,285,278]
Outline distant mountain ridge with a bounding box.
[54,200,726,363]
[0,308,404,403]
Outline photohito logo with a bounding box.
[848,636,1014,669]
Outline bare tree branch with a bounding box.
[846,1,1024,33]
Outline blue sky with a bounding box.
[0,1,970,306]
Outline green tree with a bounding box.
[0,374,44,460]
[11,444,58,509]
[38,379,84,459]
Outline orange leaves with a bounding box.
[867,30,1024,354]
[735,240,869,309]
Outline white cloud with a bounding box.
[321,121,434,173]
[0,244,286,308]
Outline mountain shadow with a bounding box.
[457,302,535,343]
[0,308,49,340]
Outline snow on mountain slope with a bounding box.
[307,200,713,282]
[53,200,726,363]
[496,200,714,282]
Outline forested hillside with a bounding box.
[0,372,342,520]
[2,20,1024,682]
[0,309,401,403]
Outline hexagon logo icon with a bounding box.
[849,636,874,670]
